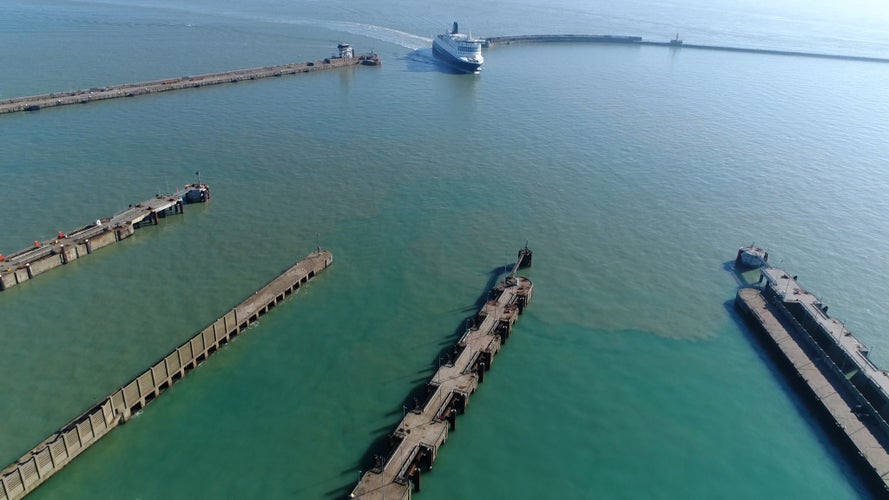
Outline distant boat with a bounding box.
[432,22,484,74]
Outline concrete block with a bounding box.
[122,381,140,408]
[177,344,194,366]
[19,459,37,487]
[14,268,29,284]
[62,245,78,263]
[75,420,93,445]
[28,255,63,276]
[62,428,81,454]
[3,470,24,497]
[213,319,226,343]
[151,362,168,387]
[75,243,89,258]
[0,273,16,291]
[109,390,125,415]
[165,352,181,373]
[49,439,68,465]
[136,371,155,397]
[190,337,204,358]
[88,411,105,434]
[223,311,236,334]
[89,230,116,251]
[34,447,53,476]
[202,328,215,350]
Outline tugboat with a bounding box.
[432,22,484,74]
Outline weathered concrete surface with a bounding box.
[0,249,332,500]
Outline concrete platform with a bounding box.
[350,254,533,499]
[736,287,889,493]
[0,249,332,500]
[0,184,209,292]
[0,52,380,115]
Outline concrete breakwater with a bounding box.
[639,41,889,64]
[0,183,210,292]
[0,249,333,500]
[483,34,642,47]
[734,263,889,494]
[350,246,533,500]
[483,34,889,64]
[0,49,380,115]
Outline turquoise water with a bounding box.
[2,0,889,498]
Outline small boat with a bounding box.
[432,22,484,74]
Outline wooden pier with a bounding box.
[735,267,889,494]
[0,183,210,292]
[0,49,380,115]
[349,247,533,500]
[0,249,332,500]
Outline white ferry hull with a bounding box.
[433,39,483,73]
[432,22,484,74]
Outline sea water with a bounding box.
[2,0,889,498]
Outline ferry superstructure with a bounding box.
[432,22,484,73]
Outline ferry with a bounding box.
[432,22,484,73]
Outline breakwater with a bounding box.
[349,246,533,500]
[484,34,642,46]
[483,34,889,64]
[0,183,210,292]
[734,262,889,494]
[0,49,380,115]
[0,249,333,500]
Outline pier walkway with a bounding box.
[0,51,380,115]
[0,249,333,500]
[736,270,889,493]
[350,247,533,499]
[0,184,210,292]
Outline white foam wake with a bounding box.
[70,0,432,50]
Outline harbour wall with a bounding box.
[0,52,380,115]
[483,34,642,46]
[639,41,889,64]
[349,247,533,499]
[0,249,333,500]
[0,184,209,292]
[734,266,889,495]
[483,34,889,64]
